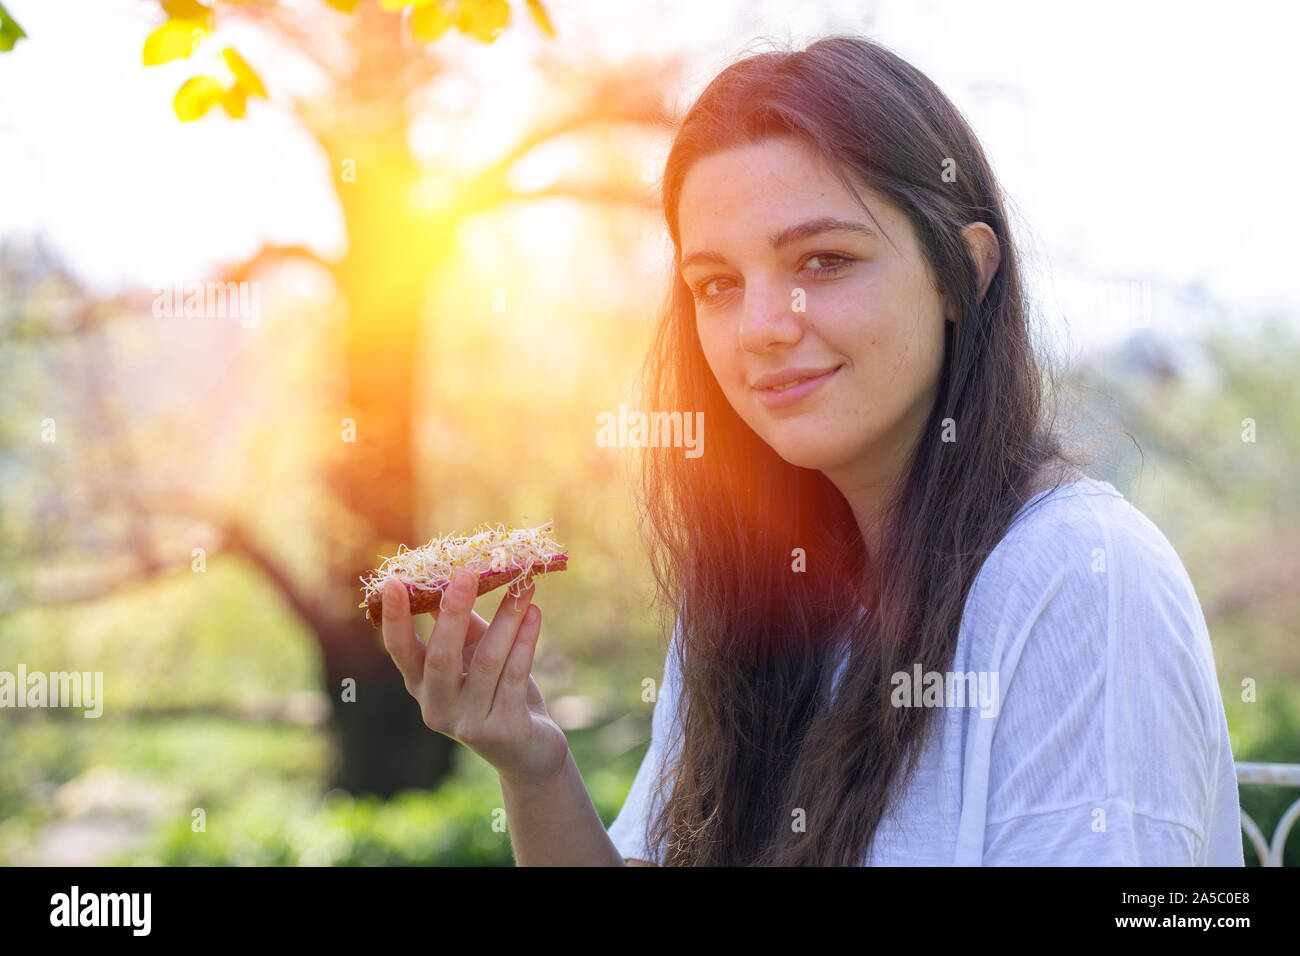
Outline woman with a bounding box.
[379,34,1243,866]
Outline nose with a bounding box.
[737,276,804,353]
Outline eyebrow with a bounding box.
[678,216,880,271]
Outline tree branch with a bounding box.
[219,521,341,641]
[448,64,679,220]
[505,181,661,212]
[221,243,334,284]
[0,559,178,614]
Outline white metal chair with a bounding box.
[1237,762,1300,866]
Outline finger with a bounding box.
[491,603,542,718]
[424,606,493,676]
[422,606,490,649]
[459,580,535,722]
[423,602,491,676]
[380,579,424,687]
[525,674,544,708]
[423,569,478,700]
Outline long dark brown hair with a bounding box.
[634,34,1088,865]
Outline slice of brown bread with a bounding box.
[364,555,568,627]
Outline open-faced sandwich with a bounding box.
[358,520,568,628]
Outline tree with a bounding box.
[1,0,677,795]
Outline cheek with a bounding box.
[868,285,945,380]
[833,311,944,418]
[695,324,739,394]
[694,321,721,370]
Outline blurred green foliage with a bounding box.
[0,709,647,866]
[0,557,652,866]
[2,316,1298,866]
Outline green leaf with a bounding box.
[143,18,208,65]
[222,47,266,99]
[0,2,28,53]
[173,74,224,121]
[526,0,554,37]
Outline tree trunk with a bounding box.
[319,621,456,796]
[316,111,462,795]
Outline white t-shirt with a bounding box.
[606,478,1244,865]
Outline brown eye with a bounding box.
[691,276,737,304]
[805,253,851,276]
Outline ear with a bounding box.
[962,221,1001,306]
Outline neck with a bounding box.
[829,453,1082,570]
[822,453,907,566]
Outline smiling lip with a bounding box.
[753,365,841,409]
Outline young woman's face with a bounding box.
[677,137,949,494]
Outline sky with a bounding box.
[0,0,1296,368]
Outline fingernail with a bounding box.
[456,570,475,596]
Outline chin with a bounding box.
[760,427,849,472]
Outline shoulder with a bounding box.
[959,479,1229,841]
[960,477,1207,658]
[991,476,1171,576]
[960,477,1224,731]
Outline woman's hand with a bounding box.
[379,571,571,787]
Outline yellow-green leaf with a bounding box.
[526,0,554,37]
[173,74,224,121]
[143,18,207,65]
[410,2,456,42]
[219,85,248,118]
[161,0,212,22]
[0,2,28,53]
[222,47,266,98]
[455,0,509,42]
